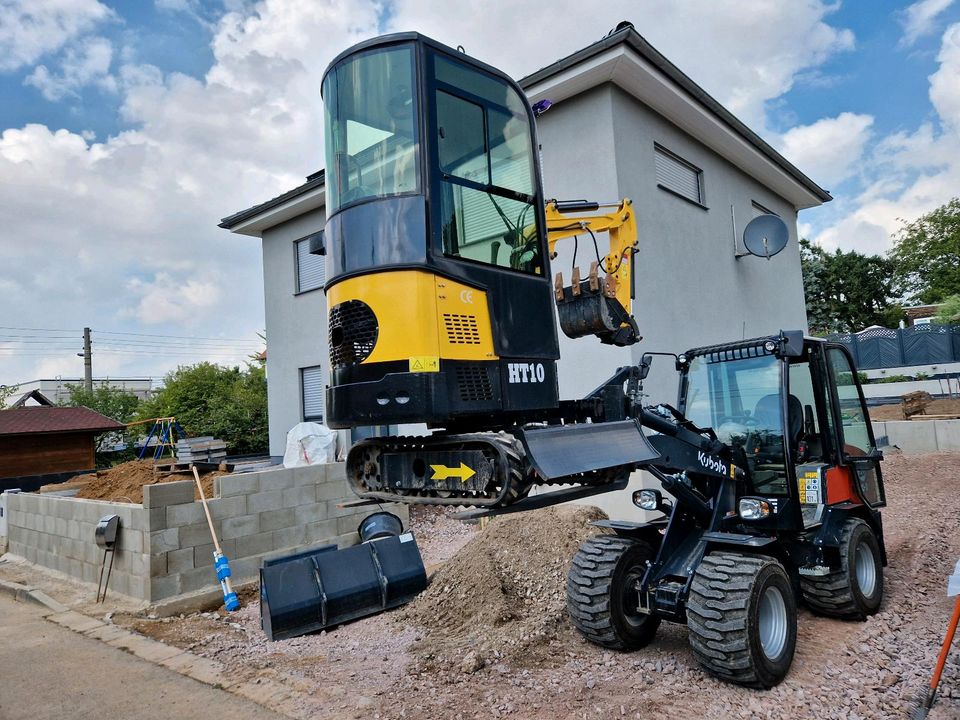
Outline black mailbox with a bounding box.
[95,515,120,549]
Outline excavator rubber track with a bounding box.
[346,432,531,507]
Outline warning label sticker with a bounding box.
[799,470,821,505]
[408,356,440,373]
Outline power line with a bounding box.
[0,326,74,332]
[94,329,263,343]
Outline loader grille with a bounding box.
[329,300,378,367]
[443,313,481,344]
[456,366,494,402]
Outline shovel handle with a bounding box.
[931,595,960,692]
[192,465,222,556]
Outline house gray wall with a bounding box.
[262,208,327,456]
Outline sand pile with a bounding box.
[74,460,223,504]
[869,397,960,420]
[400,504,607,671]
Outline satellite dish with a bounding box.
[741,214,789,259]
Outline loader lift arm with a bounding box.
[543,198,641,347]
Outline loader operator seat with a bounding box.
[752,393,804,457]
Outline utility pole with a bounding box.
[83,327,92,392]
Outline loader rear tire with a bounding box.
[800,518,883,620]
[566,535,660,651]
[687,553,797,689]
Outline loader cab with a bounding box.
[321,34,560,429]
[677,334,884,528]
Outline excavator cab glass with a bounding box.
[321,34,547,280]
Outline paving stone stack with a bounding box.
[176,437,227,464]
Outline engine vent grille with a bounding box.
[329,300,378,368]
[443,313,481,344]
[456,366,494,402]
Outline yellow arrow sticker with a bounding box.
[409,356,440,372]
[430,462,476,483]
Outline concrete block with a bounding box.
[179,566,218,594]
[179,522,218,549]
[116,529,145,553]
[216,473,259,498]
[150,528,180,554]
[305,518,338,545]
[43,516,56,534]
[335,531,360,549]
[206,495,246,520]
[236,531,274,558]
[193,539,236,568]
[166,502,205,528]
[82,562,98,584]
[143,482,194,509]
[221,514,259,540]
[259,507,296,532]
[167,547,195,574]
[871,421,887,444]
[282,486,315,508]
[228,556,263,580]
[336,513,365,537]
[66,519,81,540]
[126,509,150,531]
[149,507,166,530]
[150,574,182,600]
[54,516,67,537]
[150,553,168,577]
[884,420,939,454]
[272,524,306,550]
[316,479,350,501]
[294,502,327,526]
[128,575,150,600]
[934,420,960,451]
[259,468,295,490]
[247,490,284,514]
[292,466,324,487]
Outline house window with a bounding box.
[752,200,778,217]
[301,365,325,422]
[295,232,326,294]
[654,144,704,206]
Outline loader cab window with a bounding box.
[827,348,875,456]
[323,45,420,214]
[683,353,789,493]
[431,53,543,275]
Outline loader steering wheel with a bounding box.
[340,154,375,205]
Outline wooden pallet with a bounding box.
[154,460,233,476]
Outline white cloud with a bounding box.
[778,112,874,188]
[809,21,960,256]
[0,0,858,382]
[899,0,956,48]
[0,0,112,72]
[24,35,116,100]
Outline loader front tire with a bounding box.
[687,553,797,688]
[566,535,660,651]
[800,518,883,620]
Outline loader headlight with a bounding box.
[763,340,777,353]
[738,497,771,520]
[633,489,662,511]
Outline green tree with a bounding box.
[0,384,20,406]
[138,362,268,455]
[800,239,902,334]
[889,198,960,304]
[59,384,142,456]
[935,294,960,323]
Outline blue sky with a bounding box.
[1,0,959,384]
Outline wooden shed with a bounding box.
[0,406,124,491]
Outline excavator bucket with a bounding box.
[260,534,427,640]
[555,265,640,346]
[519,419,661,481]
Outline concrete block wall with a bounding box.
[3,462,408,603]
[872,419,960,455]
[5,493,152,599]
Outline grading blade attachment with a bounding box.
[518,419,661,481]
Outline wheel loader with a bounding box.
[316,31,888,688]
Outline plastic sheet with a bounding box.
[283,422,337,467]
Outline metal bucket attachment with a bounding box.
[358,511,404,542]
[519,419,661,481]
[555,265,639,346]
[260,534,427,641]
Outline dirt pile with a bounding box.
[400,504,607,671]
[870,397,960,420]
[74,460,223,504]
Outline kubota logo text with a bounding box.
[698,452,727,475]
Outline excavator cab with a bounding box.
[321,34,560,430]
